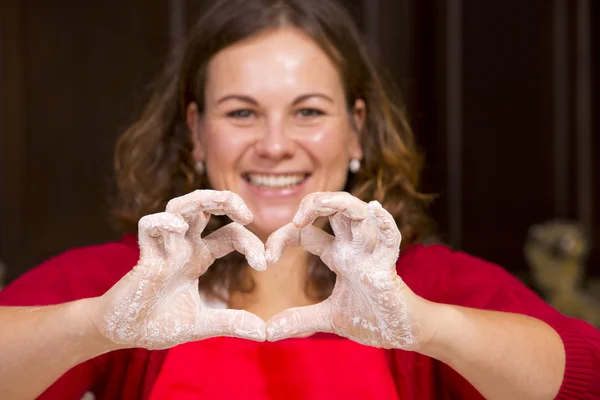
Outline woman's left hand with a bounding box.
[265,192,433,350]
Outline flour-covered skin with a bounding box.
[265,192,427,350]
[94,190,267,350]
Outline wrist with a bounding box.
[66,297,125,360]
[415,302,465,361]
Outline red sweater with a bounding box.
[1,235,599,399]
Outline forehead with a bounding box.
[205,27,344,98]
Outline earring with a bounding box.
[349,158,361,173]
[195,160,205,175]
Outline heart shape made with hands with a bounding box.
[97,190,418,352]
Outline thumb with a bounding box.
[266,300,333,341]
[200,309,266,342]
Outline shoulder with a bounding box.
[396,243,506,276]
[0,235,139,306]
[396,243,525,304]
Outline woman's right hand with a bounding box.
[92,190,267,350]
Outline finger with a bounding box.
[266,300,333,342]
[203,222,267,271]
[293,192,369,240]
[313,192,370,221]
[309,195,380,252]
[349,218,378,254]
[166,190,253,239]
[201,309,266,342]
[292,193,349,239]
[138,212,189,261]
[265,223,299,263]
[292,193,333,227]
[315,193,369,240]
[266,223,334,264]
[368,201,402,262]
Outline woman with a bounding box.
[1,0,599,399]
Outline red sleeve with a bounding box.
[0,241,137,399]
[400,245,600,399]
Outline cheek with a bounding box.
[302,122,352,168]
[201,122,251,186]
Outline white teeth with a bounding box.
[247,174,306,188]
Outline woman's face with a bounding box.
[188,27,365,240]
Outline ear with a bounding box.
[348,98,366,160]
[186,102,206,162]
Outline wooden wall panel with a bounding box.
[373,0,597,277]
[0,0,25,284]
[2,1,171,282]
[586,0,599,276]
[460,0,556,272]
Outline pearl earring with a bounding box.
[349,158,361,173]
[195,160,205,175]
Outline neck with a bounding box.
[252,244,313,295]
[228,245,316,320]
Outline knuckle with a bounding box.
[138,214,154,228]
[304,192,319,203]
[340,191,353,200]
[218,190,234,203]
[139,212,168,229]
[229,222,245,233]
[194,190,211,203]
[166,192,195,211]
[227,191,242,203]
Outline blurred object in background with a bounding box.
[525,220,600,327]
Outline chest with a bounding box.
[98,337,481,400]
[228,288,318,321]
[149,336,401,400]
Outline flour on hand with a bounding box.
[95,190,267,350]
[265,192,420,350]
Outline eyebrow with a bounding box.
[216,94,259,106]
[292,93,334,105]
[216,93,334,106]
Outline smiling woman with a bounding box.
[112,1,432,306]
[1,0,600,399]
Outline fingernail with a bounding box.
[252,324,266,341]
[368,201,382,210]
[265,248,276,264]
[270,253,281,264]
[258,253,267,270]
[250,252,267,271]
[266,325,282,342]
[293,211,304,226]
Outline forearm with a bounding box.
[419,304,565,400]
[0,299,120,399]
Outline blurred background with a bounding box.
[1,1,599,322]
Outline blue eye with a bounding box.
[297,108,324,118]
[227,109,254,119]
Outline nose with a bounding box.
[253,117,296,160]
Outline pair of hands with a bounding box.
[94,190,427,351]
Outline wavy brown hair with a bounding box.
[113,0,434,302]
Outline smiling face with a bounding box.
[187,27,365,240]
